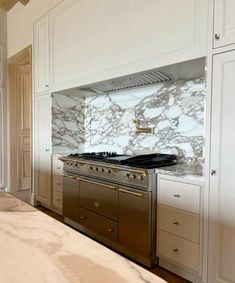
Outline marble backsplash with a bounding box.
[51,91,85,153]
[52,77,206,161]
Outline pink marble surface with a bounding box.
[0,192,166,283]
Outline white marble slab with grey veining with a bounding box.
[0,192,166,283]
[52,77,206,162]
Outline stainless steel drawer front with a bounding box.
[80,178,118,221]
[80,208,118,242]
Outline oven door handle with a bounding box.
[63,174,77,179]
[119,188,143,197]
[78,178,117,190]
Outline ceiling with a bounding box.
[0,0,29,11]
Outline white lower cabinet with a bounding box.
[208,50,235,283]
[52,154,63,214]
[34,93,52,206]
[157,174,203,282]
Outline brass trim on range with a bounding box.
[78,177,117,190]
[60,157,148,176]
[119,188,143,197]
[63,174,77,179]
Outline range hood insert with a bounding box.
[82,70,173,94]
[56,57,205,96]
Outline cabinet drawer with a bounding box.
[52,175,63,192]
[159,205,199,243]
[53,190,62,210]
[159,178,200,214]
[159,230,199,272]
[80,178,118,221]
[80,208,118,242]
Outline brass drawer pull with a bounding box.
[172,248,178,253]
[79,178,117,190]
[119,188,143,197]
[80,216,86,220]
[56,199,61,202]
[173,194,181,198]
[107,228,114,233]
[57,183,61,186]
[94,201,100,208]
[173,221,179,225]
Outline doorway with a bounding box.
[8,46,32,203]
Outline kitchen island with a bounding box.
[0,192,165,283]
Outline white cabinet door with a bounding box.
[214,0,235,48]
[50,0,208,91]
[209,50,235,283]
[34,15,50,94]
[34,93,51,206]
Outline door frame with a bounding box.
[8,45,32,193]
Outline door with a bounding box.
[8,46,32,192]
[0,87,5,188]
[214,0,235,48]
[34,93,51,206]
[119,186,152,257]
[208,50,235,283]
[34,14,50,94]
[20,65,31,190]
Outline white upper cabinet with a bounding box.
[213,0,235,48]
[34,15,50,94]
[208,50,235,283]
[50,0,208,91]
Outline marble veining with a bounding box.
[52,78,205,161]
[52,91,85,153]
[0,192,166,283]
[84,78,205,160]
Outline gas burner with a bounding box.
[68,152,123,161]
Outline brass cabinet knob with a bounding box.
[80,216,86,220]
[173,221,179,225]
[172,248,178,253]
[107,228,114,233]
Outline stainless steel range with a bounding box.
[60,152,177,267]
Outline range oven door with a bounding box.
[119,186,152,257]
[63,174,80,222]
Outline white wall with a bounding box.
[7,0,62,58]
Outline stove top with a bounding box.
[67,152,177,169]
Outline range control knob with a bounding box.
[108,170,111,174]
[90,166,93,170]
[126,173,130,178]
[96,167,99,171]
[137,175,144,180]
[130,174,136,179]
[101,168,105,172]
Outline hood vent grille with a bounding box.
[85,70,173,94]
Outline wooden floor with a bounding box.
[37,206,190,283]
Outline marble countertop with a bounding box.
[0,192,165,283]
[155,162,204,182]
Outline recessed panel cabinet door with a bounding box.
[34,15,50,94]
[214,0,235,48]
[209,50,235,283]
[34,93,51,206]
[50,0,207,90]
